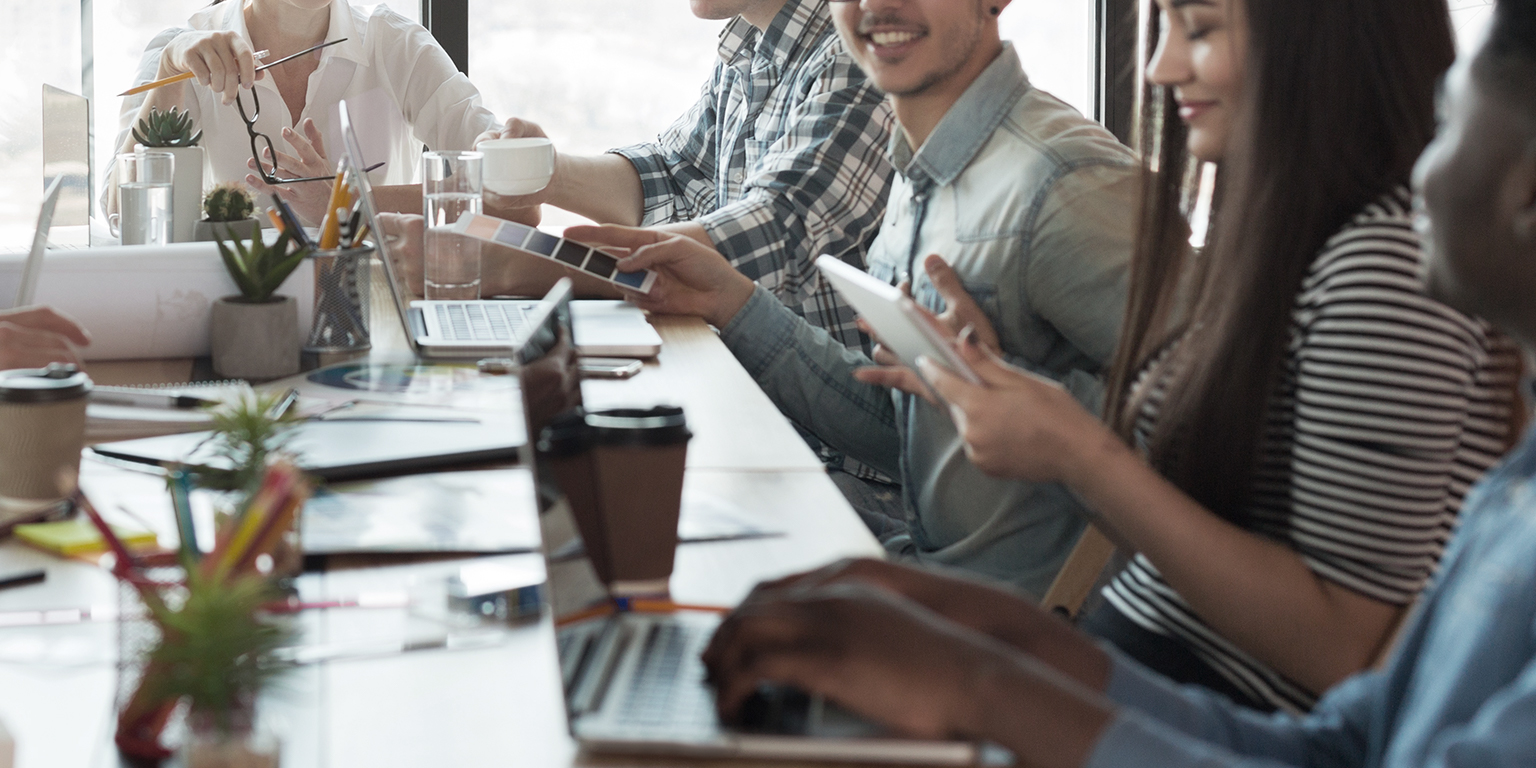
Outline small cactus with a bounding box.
[203,183,255,223]
[132,106,202,148]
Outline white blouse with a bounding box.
[107,0,498,200]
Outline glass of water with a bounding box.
[422,150,484,300]
[112,152,175,246]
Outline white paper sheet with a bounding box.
[0,241,315,360]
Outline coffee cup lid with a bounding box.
[0,363,92,403]
[586,406,691,447]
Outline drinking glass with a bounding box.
[422,151,484,300]
[111,152,175,246]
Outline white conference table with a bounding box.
[0,306,886,767]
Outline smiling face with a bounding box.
[1147,0,1247,162]
[1413,44,1536,343]
[830,0,1005,100]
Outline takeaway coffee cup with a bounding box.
[588,406,691,595]
[0,364,92,511]
[480,137,555,196]
[537,411,614,583]
[536,406,691,595]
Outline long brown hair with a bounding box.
[1104,0,1456,516]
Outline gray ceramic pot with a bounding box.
[210,295,299,381]
[195,218,262,243]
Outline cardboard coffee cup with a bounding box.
[588,407,690,595]
[0,364,92,521]
[536,407,691,595]
[536,411,615,583]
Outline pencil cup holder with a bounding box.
[304,244,373,354]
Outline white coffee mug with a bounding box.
[480,138,555,196]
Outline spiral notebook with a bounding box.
[85,380,253,442]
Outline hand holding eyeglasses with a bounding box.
[245,118,337,226]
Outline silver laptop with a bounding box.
[512,291,986,765]
[336,100,662,360]
[17,177,64,307]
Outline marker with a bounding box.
[91,386,216,410]
[0,569,45,591]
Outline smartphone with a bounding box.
[579,357,643,379]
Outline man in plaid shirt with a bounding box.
[481,0,894,352]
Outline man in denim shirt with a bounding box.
[697,5,1536,764]
[572,0,1139,596]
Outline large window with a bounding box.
[465,0,1094,227]
[4,0,1493,249]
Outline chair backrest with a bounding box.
[1040,524,1116,619]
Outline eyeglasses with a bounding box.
[234,86,335,185]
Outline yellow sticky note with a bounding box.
[13,518,158,557]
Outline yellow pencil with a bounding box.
[116,40,342,97]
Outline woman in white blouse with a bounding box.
[107,0,499,225]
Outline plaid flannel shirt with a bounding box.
[610,0,894,352]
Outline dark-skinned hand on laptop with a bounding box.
[0,306,91,371]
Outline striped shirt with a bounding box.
[1101,189,1522,713]
[610,0,895,352]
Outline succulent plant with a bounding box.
[132,106,203,148]
[203,183,256,222]
[215,229,309,304]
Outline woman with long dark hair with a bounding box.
[850,0,1520,713]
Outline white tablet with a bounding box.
[816,255,981,385]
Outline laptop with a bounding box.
[513,286,986,765]
[336,100,662,360]
[17,176,63,307]
[42,84,91,236]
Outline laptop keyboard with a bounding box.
[435,302,531,342]
[613,622,716,729]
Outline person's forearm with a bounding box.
[543,153,644,226]
[877,566,1114,691]
[963,649,1115,768]
[1064,439,1400,693]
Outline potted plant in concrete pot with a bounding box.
[211,230,309,381]
[196,184,262,243]
[133,106,204,243]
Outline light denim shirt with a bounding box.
[1088,421,1536,767]
[720,44,1138,596]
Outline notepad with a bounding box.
[14,518,159,557]
[86,380,254,442]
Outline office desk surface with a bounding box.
[5,277,895,767]
[86,315,825,474]
[0,469,881,768]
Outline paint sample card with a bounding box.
[454,214,657,293]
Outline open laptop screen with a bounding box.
[337,99,421,354]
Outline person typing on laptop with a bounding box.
[562,0,1139,596]
[0,307,91,371]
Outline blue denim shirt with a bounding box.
[720,44,1138,596]
[1088,421,1536,767]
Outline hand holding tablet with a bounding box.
[815,255,981,386]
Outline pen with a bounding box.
[0,569,45,591]
[91,386,216,410]
[265,388,300,420]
